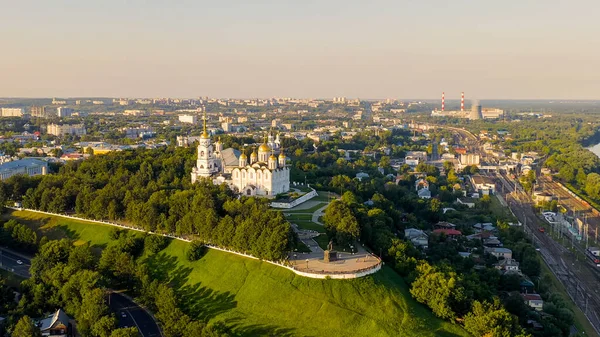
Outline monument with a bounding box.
[323,240,338,262]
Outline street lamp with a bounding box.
[305,259,309,269]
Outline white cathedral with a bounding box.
[190,118,291,197]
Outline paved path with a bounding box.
[312,204,328,225]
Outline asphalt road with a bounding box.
[0,247,161,337]
[109,292,162,337]
[0,247,31,278]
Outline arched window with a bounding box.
[247,189,252,195]
[235,171,238,178]
[242,172,246,178]
[200,165,204,169]
[257,172,261,179]
[200,151,205,157]
[250,173,253,179]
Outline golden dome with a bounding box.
[269,154,277,160]
[200,131,209,139]
[278,152,286,158]
[259,143,270,152]
[240,153,247,158]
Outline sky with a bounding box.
[1,0,600,99]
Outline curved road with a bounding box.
[0,247,161,337]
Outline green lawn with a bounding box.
[489,195,517,222]
[293,221,326,233]
[5,209,470,337]
[313,191,337,202]
[282,202,329,214]
[285,214,313,221]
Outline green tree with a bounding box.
[464,299,530,337]
[12,315,42,337]
[410,262,466,320]
[110,328,139,337]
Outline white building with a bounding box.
[191,116,290,197]
[0,158,48,180]
[1,108,24,117]
[56,107,73,118]
[47,124,87,137]
[179,114,198,124]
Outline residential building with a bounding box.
[418,188,431,199]
[521,294,544,311]
[37,308,71,337]
[432,228,462,238]
[495,258,520,274]
[179,114,198,124]
[31,106,48,117]
[1,107,24,117]
[47,124,86,137]
[0,158,48,180]
[56,107,73,118]
[123,109,146,116]
[404,228,429,249]
[485,247,513,260]
[471,175,496,195]
[456,197,476,208]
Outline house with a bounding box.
[415,178,429,191]
[417,188,431,199]
[456,197,476,208]
[37,309,72,337]
[485,247,513,260]
[355,172,370,181]
[470,174,496,195]
[473,223,495,232]
[434,222,456,229]
[404,228,429,249]
[522,293,544,311]
[495,258,520,274]
[483,237,502,247]
[432,228,462,238]
[467,231,495,241]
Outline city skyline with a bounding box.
[2,0,600,99]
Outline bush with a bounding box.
[186,240,206,261]
[145,235,169,254]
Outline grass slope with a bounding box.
[5,210,469,337]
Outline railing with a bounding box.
[6,207,382,279]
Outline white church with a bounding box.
[190,117,291,197]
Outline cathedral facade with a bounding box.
[190,119,290,197]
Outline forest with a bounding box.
[0,146,294,261]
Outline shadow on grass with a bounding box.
[145,252,238,322]
[222,318,299,337]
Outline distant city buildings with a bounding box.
[47,123,87,137]
[1,108,24,117]
[179,114,198,124]
[56,107,74,118]
[30,106,48,118]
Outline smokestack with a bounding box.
[461,92,465,112]
[442,92,445,111]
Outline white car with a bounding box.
[16,260,23,265]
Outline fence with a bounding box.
[7,207,382,280]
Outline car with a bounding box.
[538,228,545,233]
[16,260,23,265]
[121,312,127,318]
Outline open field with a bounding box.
[5,210,469,337]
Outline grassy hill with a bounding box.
[4,210,469,337]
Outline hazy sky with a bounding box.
[2,0,600,99]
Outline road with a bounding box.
[0,247,161,337]
[0,247,31,278]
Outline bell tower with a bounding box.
[194,111,218,179]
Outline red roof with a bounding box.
[521,294,542,301]
[433,229,462,236]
